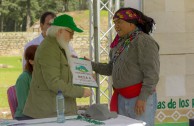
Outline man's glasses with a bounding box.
[65,29,74,35]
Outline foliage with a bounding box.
[0,0,89,32]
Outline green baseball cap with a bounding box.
[51,14,83,32]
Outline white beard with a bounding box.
[56,33,72,67]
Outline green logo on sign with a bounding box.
[76,66,88,72]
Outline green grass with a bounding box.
[67,10,108,32]
[83,9,108,16]
[76,85,110,105]
[0,56,22,108]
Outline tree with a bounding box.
[63,0,69,12]
[26,0,31,30]
[0,0,3,31]
[0,0,10,31]
[79,0,88,10]
[1,0,88,31]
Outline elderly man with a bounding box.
[22,12,77,69]
[23,14,92,118]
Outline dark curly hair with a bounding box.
[114,7,155,34]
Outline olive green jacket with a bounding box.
[23,36,84,118]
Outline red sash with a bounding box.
[110,82,142,112]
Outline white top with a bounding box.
[3,115,146,126]
[22,34,77,69]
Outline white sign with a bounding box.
[70,58,98,87]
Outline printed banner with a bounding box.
[155,55,193,126]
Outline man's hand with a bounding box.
[83,56,90,61]
[83,88,92,97]
[71,55,78,58]
[135,100,146,116]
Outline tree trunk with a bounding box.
[64,0,69,12]
[0,15,3,32]
[82,0,88,10]
[79,0,81,10]
[0,0,3,31]
[14,20,17,31]
[26,0,31,31]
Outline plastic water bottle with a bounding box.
[56,90,65,123]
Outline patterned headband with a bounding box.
[113,9,144,24]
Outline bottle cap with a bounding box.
[58,90,62,94]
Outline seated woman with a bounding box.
[14,45,38,120]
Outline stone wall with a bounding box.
[0,32,39,56]
[0,32,109,61]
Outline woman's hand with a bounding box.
[135,100,146,116]
[71,55,78,58]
